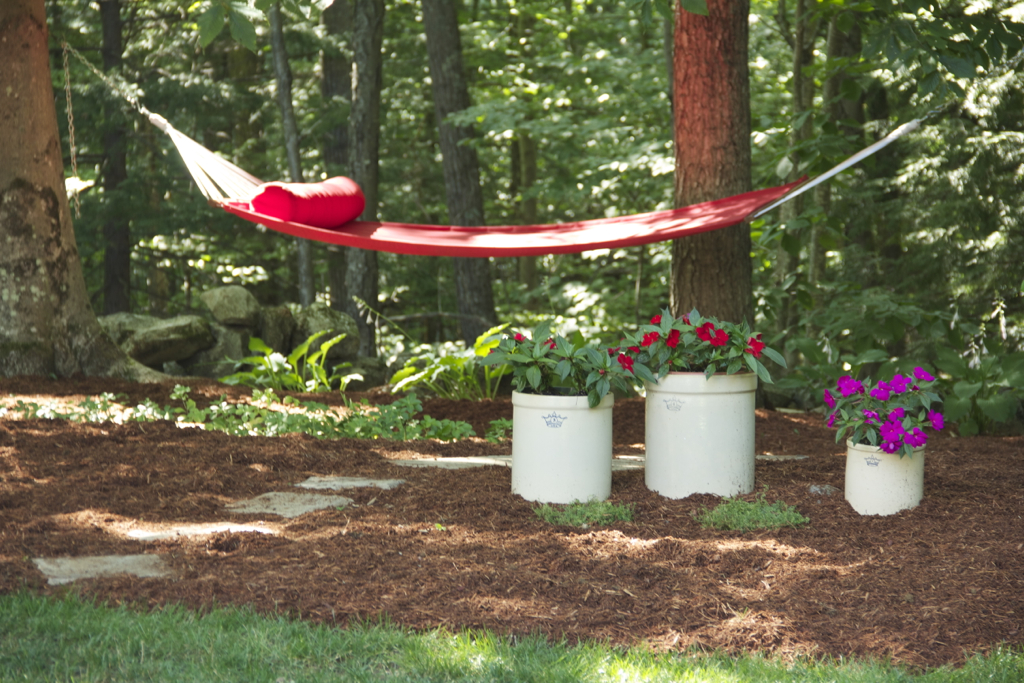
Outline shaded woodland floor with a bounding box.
[0,376,1021,668]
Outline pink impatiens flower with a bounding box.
[880,440,901,454]
[928,410,944,430]
[837,376,864,397]
[824,390,836,409]
[870,381,892,401]
[889,374,912,393]
[905,427,928,448]
[914,367,935,382]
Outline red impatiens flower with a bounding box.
[607,346,620,356]
[745,333,766,357]
[697,323,727,347]
[628,346,641,354]
[650,314,662,324]
[514,333,525,342]
[641,331,661,347]
[665,329,681,349]
[617,353,634,373]
[544,338,557,350]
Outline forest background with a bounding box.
[45,0,1024,434]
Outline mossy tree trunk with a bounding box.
[0,0,158,379]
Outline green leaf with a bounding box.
[942,395,972,422]
[953,381,983,400]
[958,417,979,437]
[678,0,709,16]
[228,7,258,52]
[939,55,977,79]
[195,5,226,48]
[525,366,542,391]
[977,393,1018,423]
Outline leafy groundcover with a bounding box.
[0,376,1021,669]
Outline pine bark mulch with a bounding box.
[0,376,1021,668]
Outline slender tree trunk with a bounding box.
[517,133,539,293]
[100,0,130,314]
[0,0,157,379]
[669,0,753,324]
[422,0,496,345]
[269,2,315,307]
[321,0,353,313]
[347,0,384,356]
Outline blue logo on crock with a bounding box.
[664,398,683,412]
[864,455,881,467]
[542,413,567,428]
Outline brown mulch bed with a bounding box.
[0,375,1021,668]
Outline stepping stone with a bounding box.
[225,492,353,518]
[756,455,809,461]
[392,456,511,469]
[296,476,405,491]
[126,523,275,542]
[33,554,172,586]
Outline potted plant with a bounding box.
[824,368,944,515]
[622,309,786,500]
[482,321,636,504]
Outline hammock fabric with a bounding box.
[143,110,925,258]
[147,112,803,257]
[217,181,801,258]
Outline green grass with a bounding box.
[694,488,810,532]
[533,498,634,527]
[1,592,1022,682]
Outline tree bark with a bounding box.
[322,0,353,314]
[346,0,384,356]
[669,0,753,324]
[100,0,131,315]
[269,2,315,307]
[422,0,496,345]
[0,0,158,380]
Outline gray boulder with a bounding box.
[200,286,261,328]
[98,312,158,346]
[179,323,250,379]
[259,305,297,354]
[343,356,389,392]
[292,302,360,362]
[118,315,215,367]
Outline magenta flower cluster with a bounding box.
[823,367,944,458]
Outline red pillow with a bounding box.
[250,176,366,229]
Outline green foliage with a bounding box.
[533,499,634,528]
[220,332,362,393]
[7,388,475,443]
[694,488,809,533]
[482,321,635,408]
[933,347,1024,436]
[390,325,510,400]
[484,418,514,444]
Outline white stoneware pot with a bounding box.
[644,372,757,499]
[844,441,925,515]
[510,391,613,504]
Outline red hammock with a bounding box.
[216,181,800,258]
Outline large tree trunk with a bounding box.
[322,0,353,314]
[0,0,158,380]
[100,0,131,314]
[669,0,753,324]
[346,0,384,356]
[269,2,315,307]
[422,0,496,345]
